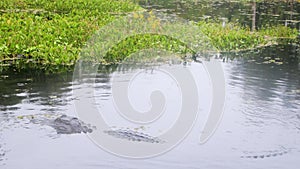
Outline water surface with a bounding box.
[1,45,300,168]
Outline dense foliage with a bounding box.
[0,0,298,72]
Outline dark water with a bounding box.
[139,0,300,29]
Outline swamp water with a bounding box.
[1,0,300,168]
[0,45,300,169]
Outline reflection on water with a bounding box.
[0,45,300,168]
[224,55,300,150]
[139,0,300,29]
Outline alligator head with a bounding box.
[49,115,93,134]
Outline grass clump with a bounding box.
[197,21,298,52]
[0,0,141,68]
[104,34,193,63]
[198,21,264,51]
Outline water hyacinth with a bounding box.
[0,0,298,72]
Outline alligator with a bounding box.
[104,129,165,143]
[16,114,94,134]
[241,148,291,159]
[2,113,164,143]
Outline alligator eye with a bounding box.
[55,126,69,134]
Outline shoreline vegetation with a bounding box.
[0,0,299,72]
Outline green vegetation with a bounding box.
[0,0,141,70]
[104,34,193,63]
[198,21,298,51]
[0,0,299,72]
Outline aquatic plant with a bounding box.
[0,0,298,72]
[197,21,298,51]
[0,0,141,70]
